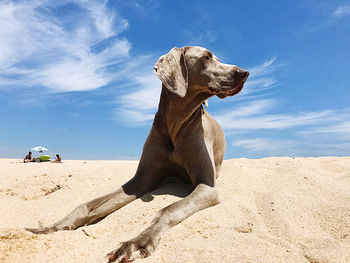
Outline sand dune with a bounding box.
[1,157,350,263]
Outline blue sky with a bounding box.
[0,0,349,160]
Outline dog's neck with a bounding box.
[154,84,210,142]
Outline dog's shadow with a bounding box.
[88,178,193,226]
[140,177,193,202]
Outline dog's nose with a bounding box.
[235,69,250,80]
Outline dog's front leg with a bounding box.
[105,183,219,262]
[26,177,149,234]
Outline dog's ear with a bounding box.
[153,47,188,98]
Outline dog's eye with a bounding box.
[204,55,210,60]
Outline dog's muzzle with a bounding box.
[234,69,250,81]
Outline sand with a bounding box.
[1,157,350,263]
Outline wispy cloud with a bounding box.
[247,57,277,77]
[117,109,156,125]
[333,5,350,17]
[115,72,161,125]
[300,118,350,141]
[232,137,350,157]
[215,99,336,130]
[188,30,217,45]
[214,86,350,141]
[235,57,280,99]
[119,74,161,111]
[233,138,295,152]
[0,0,130,92]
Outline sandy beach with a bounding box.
[1,157,350,263]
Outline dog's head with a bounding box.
[153,46,249,99]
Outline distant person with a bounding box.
[52,154,62,163]
[24,151,32,163]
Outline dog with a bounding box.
[26,46,249,262]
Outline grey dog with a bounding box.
[26,46,249,262]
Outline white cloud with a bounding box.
[115,72,161,125]
[0,0,130,92]
[300,119,350,141]
[315,121,350,134]
[220,101,350,156]
[190,31,217,45]
[37,59,108,92]
[333,5,350,17]
[233,138,295,152]
[214,96,339,131]
[82,0,121,38]
[220,99,274,118]
[247,57,277,77]
[119,74,161,111]
[235,57,280,99]
[117,109,156,125]
[232,137,350,157]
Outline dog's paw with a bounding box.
[25,226,56,234]
[105,234,158,262]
